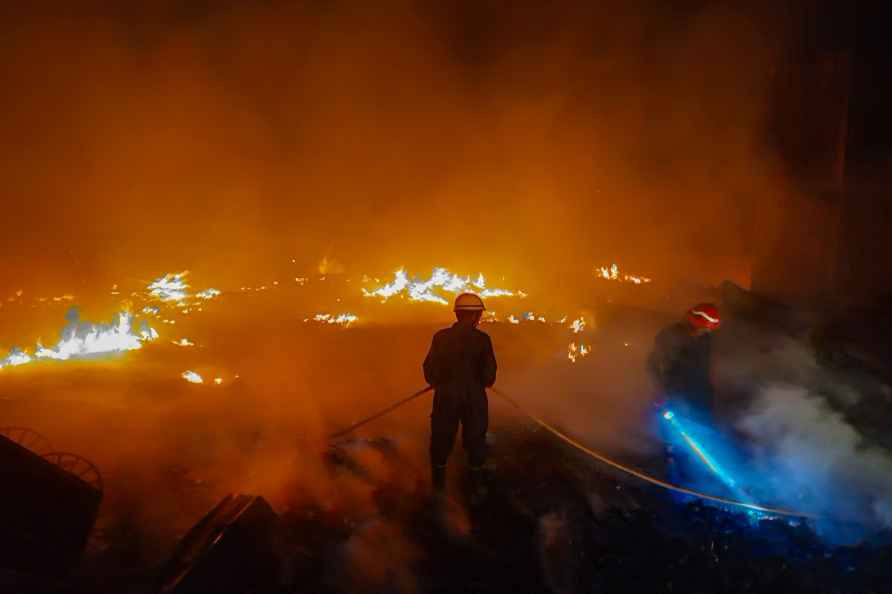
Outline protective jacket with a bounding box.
[648,321,714,413]
[423,321,497,468]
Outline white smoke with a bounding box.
[714,328,860,409]
[736,385,892,527]
[716,323,892,530]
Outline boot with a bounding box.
[469,466,488,505]
[431,464,446,492]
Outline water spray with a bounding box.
[660,409,738,490]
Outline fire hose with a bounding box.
[329,385,818,519]
[328,386,434,440]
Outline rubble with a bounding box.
[6,412,892,593]
[0,432,102,578]
[154,424,892,594]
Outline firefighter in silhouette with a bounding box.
[423,293,497,497]
[648,303,721,419]
[648,303,722,484]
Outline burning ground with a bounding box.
[0,266,643,588]
[2,266,892,593]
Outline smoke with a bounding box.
[502,301,892,537]
[336,517,420,594]
[736,385,892,528]
[0,1,786,295]
[712,320,892,535]
[496,306,670,459]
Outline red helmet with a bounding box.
[686,303,721,330]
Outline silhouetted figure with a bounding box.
[423,293,497,499]
[648,303,721,418]
[649,303,723,484]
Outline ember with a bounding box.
[567,341,590,363]
[595,263,652,284]
[181,370,203,384]
[310,313,359,327]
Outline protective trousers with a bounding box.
[430,389,488,469]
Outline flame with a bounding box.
[181,370,203,384]
[3,263,605,376]
[482,310,591,365]
[34,310,158,361]
[147,272,221,304]
[2,348,32,367]
[362,268,519,305]
[567,341,590,363]
[311,313,359,327]
[148,271,190,302]
[595,264,651,284]
[1,308,159,369]
[474,273,516,299]
[481,311,501,324]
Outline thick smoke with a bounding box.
[0,1,784,296]
[713,323,892,534]
[737,385,892,528]
[509,302,892,535]
[497,309,668,459]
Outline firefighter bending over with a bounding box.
[648,303,721,420]
[423,293,497,496]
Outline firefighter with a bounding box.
[423,293,497,498]
[648,302,721,419]
[648,303,721,485]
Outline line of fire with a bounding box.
[2,2,892,593]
